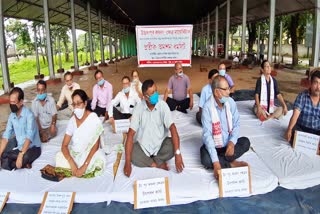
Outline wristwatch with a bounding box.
[175,149,181,155]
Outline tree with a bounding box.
[247,22,256,53]
[5,19,33,59]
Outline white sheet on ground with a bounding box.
[0,97,281,205]
[236,100,320,189]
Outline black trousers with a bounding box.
[166,97,190,113]
[87,100,107,117]
[200,137,250,169]
[289,124,320,146]
[113,107,132,120]
[196,111,202,126]
[1,138,41,170]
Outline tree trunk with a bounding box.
[248,22,257,53]
[290,13,299,66]
[38,26,46,65]
[63,38,69,62]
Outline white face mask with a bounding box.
[74,108,85,119]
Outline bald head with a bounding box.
[174,62,183,75]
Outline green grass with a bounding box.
[0,51,117,89]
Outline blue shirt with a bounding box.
[202,97,240,163]
[294,90,320,130]
[199,84,212,109]
[2,106,41,150]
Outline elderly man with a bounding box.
[286,70,320,144]
[201,76,250,180]
[108,76,141,132]
[163,62,193,113]
[123,79,184,177]
[254,60,288,121]
[1,87,41,170]
[32,80,57,142]
[56,71,80,120]
[90,69,113,120]
[218,63,235,94]
[196,69,219,125]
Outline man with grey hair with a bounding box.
[201,76,250,180]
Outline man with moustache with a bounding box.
[0,87,41,170]
[286,70,320,145]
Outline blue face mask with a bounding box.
[149,92,159,105]
[219,96,229,104]
[97,79,105,86]
[37,93,47,101]
[219,69,226,76]
[123,87,130,94]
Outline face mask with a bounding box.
[219,69,226,76]
[37,93,47,101]
[123,87,130,94]
[177,72,184,77]
[74,108,85,119]
[97,79,105,86]
[10,104,19,113]
[219,96,229,104]
[149,92,159,105]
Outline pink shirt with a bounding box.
[91,80,113,110]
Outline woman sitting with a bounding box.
[55,89,107,178]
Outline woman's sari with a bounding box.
[56,113,107,178]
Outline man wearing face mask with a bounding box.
[163,62,193,113]
[32,80,57,143]
[201,76,250,180]
[108,76,141,132]
[1,87,41,170]
[218,63,235,95]
[56,72,80,120]
[123,79,184,177]
[90,70,113,120]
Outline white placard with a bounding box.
[0,192,9,212]
[219,166,252,197]
[134,177,170,209]
[114,119,130,133]
[293,131,320,156]
[38,192,75,214]
[136,25,193,67]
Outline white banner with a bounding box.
[136,25,193,67]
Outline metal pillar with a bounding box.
[201,19,204,56]
[225,0,230,59]
[70,0,79,70]
[312,0,320,67]
[268,0,276,61]
[114,22,118,60]
[215,6,218,58]
[206,13,210,56]
[98,10,105,65]
[34,25,41,75]
[241,0,247,54]
[278,19,283,63]
[43,0,55,79]
[0,0,10,92]
[87,1,94,66]
[57,34,62,69]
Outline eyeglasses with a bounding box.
[71,101,84,108]
[218,87,230,91]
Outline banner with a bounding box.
[136,25,193,67]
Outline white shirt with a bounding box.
[130,80,142,96]
[108,89,141,117]
[57,82,80,110]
